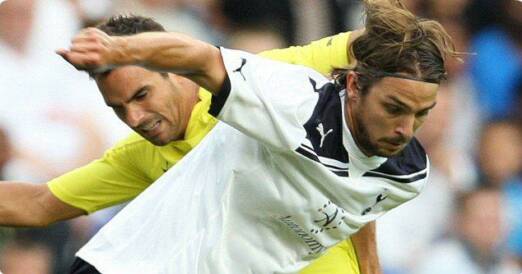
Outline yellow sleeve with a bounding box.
[259,32,352,76]
[300,239,360,274]
[47,93,215,214]
[47,134,161,214]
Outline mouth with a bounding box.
[382,139,406,150]
[139,119,162,135]
[386,141,403,146]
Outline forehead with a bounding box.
[369,77,439,109]
[98,66,158,84]
[95,66,160,96]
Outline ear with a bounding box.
[346,71,360,101]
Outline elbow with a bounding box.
[32,214,54,227]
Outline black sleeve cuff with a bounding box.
[209,74,231,117]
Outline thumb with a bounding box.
[55,49,69,59]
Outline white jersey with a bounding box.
[77,48,429,274]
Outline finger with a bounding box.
[56,51,90,70]
[71,35,98,45]
[70,44,101,54]
[56,50,73,65]
[70,54,112,73]
[77,28,109,41]
[78,27,98,36]
[83,28,112,45]
[86,27,109,37]
[55,48,69,56]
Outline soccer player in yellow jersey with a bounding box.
[1,15,378,274]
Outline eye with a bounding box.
[384,104,403,115]
[135,89,148,101]
[415,109,431,118]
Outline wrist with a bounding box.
[110,36,141,67]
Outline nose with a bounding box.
[394,115,415,140]
[125,106,145,128]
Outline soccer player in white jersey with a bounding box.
[58,0,459,273]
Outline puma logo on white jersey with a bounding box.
[316,123,333,148]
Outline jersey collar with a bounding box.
[339,90,387,169]
[163,88,217,154]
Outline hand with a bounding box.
[56,28,123,74]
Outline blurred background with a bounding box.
[0,0,521,273]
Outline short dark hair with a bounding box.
[96,14,166,36]
[335,0,461,95]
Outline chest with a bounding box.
[223,146,406,253]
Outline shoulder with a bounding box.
[221,47,328,83]
[212,47,329,119]
[102,132,170,180]
[363,138,428,184]
[104,132,160,159]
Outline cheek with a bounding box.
[413,116,428,132]
[164,101,179,122]
[364,109,395,137]
[356,113,383,144]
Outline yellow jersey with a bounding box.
[48,32,359,274]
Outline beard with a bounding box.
[353,114,408,157]
[353,114,381,156]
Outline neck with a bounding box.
[178,81,201,139]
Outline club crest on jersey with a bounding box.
[310,200,346,234]
[361,190,389,216]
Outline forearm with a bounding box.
[117,32,205,73]
[0,182,84,227]
[117,32,225,92]
[351,221,382,274]
[0,182,49,226]
[59,28,226,93]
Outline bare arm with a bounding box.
[57,28,227,95]
[0,182,85,227]
[351,221,382,274]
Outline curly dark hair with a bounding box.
[96,14,166,36]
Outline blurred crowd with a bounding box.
[0,0,521,273]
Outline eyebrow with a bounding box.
[419,102,437,113]
[387,96,412,112]
[106,85,150,108]
[386,95,437,113]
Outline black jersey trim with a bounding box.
[296,146,320,162]
[209,75,231,117]
[333,170,349,177]
[364,169,427,183]
[362,138,428,184]
[300,144,347,170]
[296,145,349,177]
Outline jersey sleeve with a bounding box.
[259,32,352,76]
[47,136,154,214]
[209,48,331,151]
